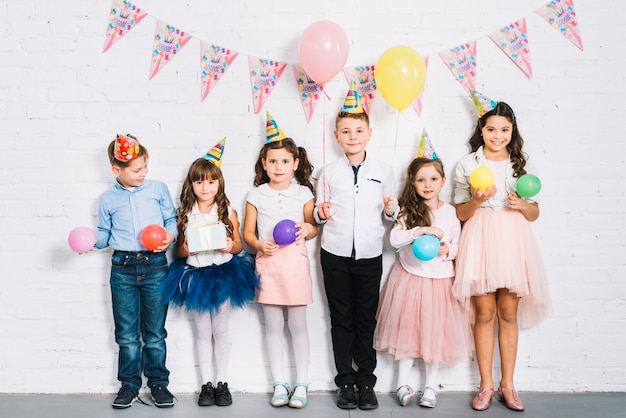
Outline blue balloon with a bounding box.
[412,234,440,261]
[273,219,297,245]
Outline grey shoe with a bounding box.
[396,385,415,407]
[419,387,437,408]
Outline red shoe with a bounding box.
[497,384,525,411]
[471,387,494,411]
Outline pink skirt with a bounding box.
[255,240,312,306]
[452,208,551,328]
[374,262,473,363]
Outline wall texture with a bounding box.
[0,0,624,394]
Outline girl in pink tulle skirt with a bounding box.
[374,157,473,409]
[452,98,551,412]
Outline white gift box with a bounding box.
[186,222,227,252]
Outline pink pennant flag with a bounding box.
[411,56,429,116]
[149,20,192,80]
[489,19,532,78]
[536,0,583,50]
[248,57,287,114]
[293,66,324,124]
[342,66,377,115]
[200,41,238,102]
[438,41,477,93]
[102,0,147,53]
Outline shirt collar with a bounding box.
[257,182,297,197]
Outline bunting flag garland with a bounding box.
[536,0,583,50]
[149,20,192,80]
[342,66,377,115]
[248,57,287,114]
[102,0,147,53]
[200,42,239,101]
[411,56,429,116]
[293,66,324,123]
[489,19,532,78]
[439,41,477,93]
[101,2,584,111]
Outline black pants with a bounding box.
[320,249,382,388]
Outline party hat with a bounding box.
[114,133,140,162]
[416,129,438,159]
[204,137,226,167]
[266,111,287,143]
[342,81,364,114]
[470,89,498,118]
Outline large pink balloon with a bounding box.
[298,20,349,85]
[68,226,96,253]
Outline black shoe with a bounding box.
[336,384,357,409]
[198,382,215,406]
[150,384,175,408]
[358,385,379,410]
[215,381,233,406]
[112,386,138,409]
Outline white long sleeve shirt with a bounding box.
[314,153,396,260]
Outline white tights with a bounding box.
[397,358,440,391]
[192,302,231,384]
[262,304,309,386]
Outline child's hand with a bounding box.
[411,226,444,240]
[507,192,528,211]
[438,241,450,257]
[384,196,398,216]
[471,185,497,203]
[294,222,313,241]
[154,232,175,252]
[217,237,234,253]
[318,202,333,220]
[258,240,279,256]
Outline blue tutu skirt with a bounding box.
[161,253,259,314]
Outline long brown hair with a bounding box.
[177,158,233,237]
[253,138,314,192]
[398,158,445,229]
[468,101,528,178]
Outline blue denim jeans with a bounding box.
[110,251,170,391]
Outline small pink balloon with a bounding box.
[68,226,96,253]
[298,20,349,85]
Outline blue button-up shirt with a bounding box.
[95,179,178,251]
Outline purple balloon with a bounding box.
[273,219,297,245]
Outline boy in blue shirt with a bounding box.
[94,134,178,409]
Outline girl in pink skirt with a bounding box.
[243,113,317,409]
[374,156,473,409]
[452,94,551,412]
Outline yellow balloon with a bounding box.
[375,46,427,111]
[469,166,495,190]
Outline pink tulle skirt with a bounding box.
[374,262,473,363]
[452,208,551,328]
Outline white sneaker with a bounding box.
[419,387,437,408]
[396,385,415,407]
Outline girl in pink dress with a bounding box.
[374,157,472,409]
[452,94,551,412]
[243,113,317,409]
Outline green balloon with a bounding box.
[516,174,542,198]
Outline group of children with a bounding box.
[93,85,550,412]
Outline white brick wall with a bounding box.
[1,0,624,394]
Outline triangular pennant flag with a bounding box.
[416,129,438,159]
[536,0,583,50]
[342,66,377,115]
[248,57,287,114]
[102,0,148,53]
[411,56,429,116]
[293,66,324,124]
[204,137,226,167]
[489,18,533,78]
[200,42,238,102]
[439,41,477,93]
[149,20,193,80]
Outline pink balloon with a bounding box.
[68,226,96,253]
[298,20,349,85]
